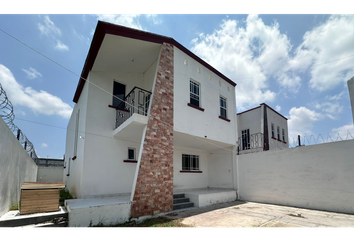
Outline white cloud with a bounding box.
[287,106,322,143]
[191,15,302,111]
[55,40,69,51]
[38,15,61,36]
[290,15,354,91]
[145,14,161,25]
[314,101,343,120]
[96,14,142,30]
[41,143,48,148]
[331,124,354,141]
[275,105,281,112]
[22,67,42,79]
[0,64,72,118]
[38,15,69,51]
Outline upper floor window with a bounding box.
[277,126,280,140]
[282,128,285,142]
[220,96,227,119]
[271,123,275,138]
[190,80,200,107]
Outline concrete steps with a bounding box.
[0,206,68,227]
[173,194,194,210]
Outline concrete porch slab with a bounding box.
[174,188,237,208]
[65,195,131,227]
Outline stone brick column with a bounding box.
[131,42,174,218]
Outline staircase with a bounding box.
[173,194,194,210]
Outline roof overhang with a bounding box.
[73,21,236,103]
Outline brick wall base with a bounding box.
[131,43,174,218]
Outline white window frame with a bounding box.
[182,154,200,171]
[220,95,227,119]
[128,148,136,160]
[190,80,200,107]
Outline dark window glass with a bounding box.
[242,129,250,150]
[190,81,200,107]
[113,81,125,108]
[128,148,135,160]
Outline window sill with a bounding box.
[124,160,137,163]
[72,156,77,160]
[180,170,203,173]
[108,105,117,109]
[271,137,277,140]
[66,174,70,176]
[219,116,230,122]
[187,103,204,112]
[283,141,287,144]
[277,139,282,142]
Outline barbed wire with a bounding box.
[0,83,38,162]
[286,130,354,149]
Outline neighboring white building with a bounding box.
[348,77,354,124]
[64,21,238,224]
[237,103,289,154]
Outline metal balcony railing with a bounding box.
[238,132,264,152]
[115,87,152,128]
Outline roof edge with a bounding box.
[73,21,236,103]
[237,103,288,121]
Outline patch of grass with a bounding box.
[94,217,190,227]
[10,203,19,210]
[59,189,73,206]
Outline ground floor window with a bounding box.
[182,154,199,171]
[128,148,136,160]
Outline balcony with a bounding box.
[113,87,151,140]
[238,132,264,155]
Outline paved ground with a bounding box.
[165,201,354,227]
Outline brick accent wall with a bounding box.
[131,43,174,218]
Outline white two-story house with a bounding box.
[237,103,289,154]
[64,21,238,226]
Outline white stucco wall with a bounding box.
[173,47,237,145]
[237,107,262,138]
[173,146,209,190]
[66,59,158,198]
[266,105,289,150]
[0,117,38,217]
[208,147,234,189]
[237,139,354,214]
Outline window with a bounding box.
[282,128,285,142]
[271,123,275,138]
[241,129,250,150]
[220,96,227,119]
[277,126,280,140]
[182,154,199,171]
[128,148,136,160]
[113,81,126,108]
[190,80,200,107]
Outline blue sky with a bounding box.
[0,11,354,158]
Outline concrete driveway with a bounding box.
[165,201,354,227]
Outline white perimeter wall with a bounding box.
[37,167,63,182]
[0,117,38,217]
[237,139,354,214]
[208,147,234,189]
